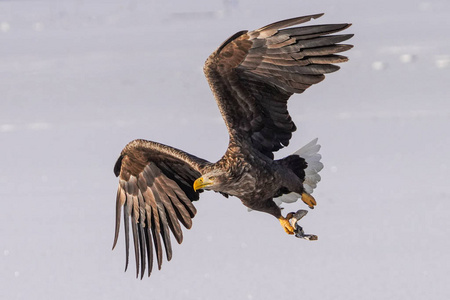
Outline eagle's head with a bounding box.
[193,169,228,192]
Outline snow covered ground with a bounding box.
[1,0,449,299]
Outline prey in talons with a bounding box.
[289,210,318,240]
[279,209,318,240]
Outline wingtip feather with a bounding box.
[254,13,325,38]
[112,186,126,250]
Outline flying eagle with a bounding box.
[112,13,353,278]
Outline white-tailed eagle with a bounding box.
[112,13,353,278]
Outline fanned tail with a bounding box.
[273,138,323,207]
[294,138,323,194]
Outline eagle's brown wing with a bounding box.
[204,14,353,158]
[112,139,211,278]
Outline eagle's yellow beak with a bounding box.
[193,177,213,191]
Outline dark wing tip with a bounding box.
[112,185,126,250]
[112,216,120,250]
[256,13,324,33]
[112,224,120,250]
[216,30,248,54]
[337,23,352,31]
[114,155,123,177]
[343,33,355,40]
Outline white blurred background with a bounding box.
[1,0,449,299]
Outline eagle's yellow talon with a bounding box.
[301,192,317,209]
[279,216,295,235]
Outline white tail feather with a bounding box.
[295,138,323,194]
[274,138,323,206]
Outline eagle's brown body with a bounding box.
[113,14,353,278]
[205,139,307,217]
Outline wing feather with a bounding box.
[148,190,163,271]
[137,222,147,279]
[281,23,351,39]
[112,186,126,249]
[249,14,325,38]
[154,177,182,245]
[154,191,172,262]
[144,208,153,277]
[112,139,211,278]
[130,194,140,278]
[123,191,131,271]
[204,13,353,158]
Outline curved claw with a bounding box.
[301,192,317,209]
[278,216,295,235]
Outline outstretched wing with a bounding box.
[204,13,353,158]
[112,139,211,278]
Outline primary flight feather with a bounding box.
[112,13,353,278]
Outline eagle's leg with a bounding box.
[279,210,318,239]
[243,199,312,236]
[301,192,317,209]
[244,198,295,234]
[278,212,296,235]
